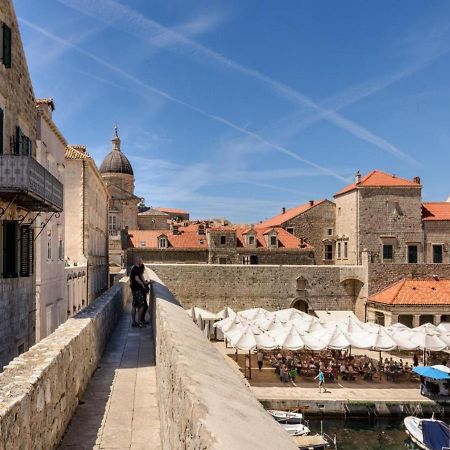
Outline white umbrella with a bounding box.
[438,334,450,348]
[362,322,382,333]
[272,308,309,323]
[412,323,441,336]
[437,323,450,333]
[333,316,365,334]
[239,308,269,321]
[290,318,323,333]
[217,307,236,319]
[214,313,247,332]
[432,364,450,374]
[368,328,401,351]
[230,325,277,351]
[410,329,447,351]
[386,322,410,334]
[271,324,305,350]
[309,325,352,350]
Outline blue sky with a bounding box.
[16,0,450,223]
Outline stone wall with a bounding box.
[423,221,450,263]
[149,269,297,450]
[148,263,367,315]
[368,263,450,295]
[0,280,129,450]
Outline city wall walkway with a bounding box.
[59,307,161,450]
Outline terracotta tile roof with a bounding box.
[154,207,189,215]
[127,229,208,249]
[256,200,328,228]
[334,170,421,197]
[369,278,450,306]
[235,227,313,250]
[422,202,450,221]
[138,208,169,217]
[36,98,55,110]
[65,145,91,160]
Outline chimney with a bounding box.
[69,145,87,153]
[355,170,361,184]
[413,176,421,184]
[308,200,314,207]
[282,207,286,214]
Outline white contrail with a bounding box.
[19,17,348,182]
[55,0,416,163]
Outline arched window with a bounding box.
[296,276,308,290]
[292,299,309,313]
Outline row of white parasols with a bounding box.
[211,307,450,353]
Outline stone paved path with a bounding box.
[59,310,161,450]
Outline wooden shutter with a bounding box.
[20,225,33,277]
[2,24,11,68]
[15,126,21,155]
[3,221,17,277]
[0,108,3,154]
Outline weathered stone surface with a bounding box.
[148,263,367,314]
[149,269,298,450]
[0,280,129,450]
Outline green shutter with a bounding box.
[2,24,11,68]
[20,225,33,277]
[15,126,21,155]
[3,221,17,277]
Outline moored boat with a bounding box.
[293,433,332,449]
[283,423,311,437]
[268,409,304,424]
[404,416,450,450]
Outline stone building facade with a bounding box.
[137,208,170,230]
[422,202,450,264]
[0,1,62,369]
[65,145,109,305]
[125,223,314,266]
[334,170,423,265]
[257,200,336,264]
[35,99,66,341]
[100,128,140,278]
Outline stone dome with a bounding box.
[99,127,134,176]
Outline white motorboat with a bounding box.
[268,409,304,424]
[282,423,311,437]
[404,416,450,450]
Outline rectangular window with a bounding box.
[383,244,393,261]
[108,215,116,235]
[158,237,168,248]
[270,235,277,246]
[324,244,333,260]
[433,244,443,263]
[3,221,17,277]
[58,239,64,260]
[327,228,333,236]
[15,126,21,155]
[248,235,255,245]
[242,256,250,265]
[344,242,348,259]
[20,225,33,277]
[219,257,227,264]
[337,242,341,259]
[2,23,11,68]
[286,227,294,235]
[407,245,418,264]
[47,232,52,260]
[220,235,226,245]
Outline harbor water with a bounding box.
[307,417,419,450]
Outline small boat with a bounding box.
[404,416,450,450]
[268,409,304,424]
[282,423,311,437]
[293,433,332,449]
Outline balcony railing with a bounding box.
[0,155,63,212]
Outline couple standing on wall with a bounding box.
[130,257,152,328]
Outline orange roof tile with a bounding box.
[334,170,421,197]
[235,227,313,250]
[256,200,327,228]
[369,278,450,306]
[127,229,208,249]
[422,202,450,221]
[65,145,91,160]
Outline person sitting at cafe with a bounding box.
[280,366,290,383]
[289,367,298,382]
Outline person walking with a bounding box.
[315,368,326,393]
[257,350,264,371]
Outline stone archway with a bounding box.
[291,298,310,313]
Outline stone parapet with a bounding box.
[149,269,297,450]
[0,279,130,450]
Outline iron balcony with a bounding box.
[0,154,63,212]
